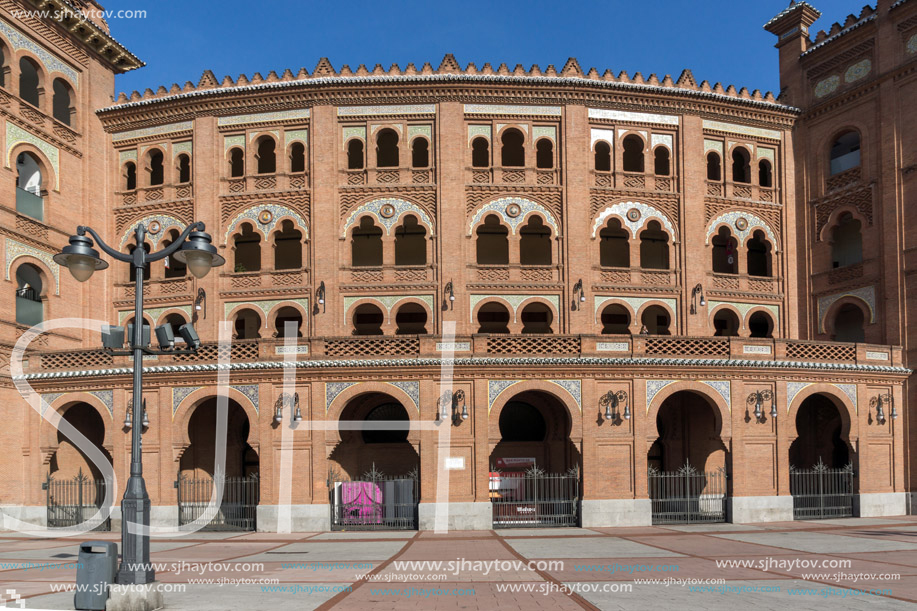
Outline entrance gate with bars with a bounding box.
[43,470,111,531]
[790,460,855,519]
[329,467,419,531]
[490,467,580,528]
[648,463,727,524]
[175,474,259,531]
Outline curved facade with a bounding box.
[0,0,913,531]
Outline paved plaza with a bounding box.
[1,516,916,609]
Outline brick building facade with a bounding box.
[0,0,913,530]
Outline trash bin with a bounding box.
[74,541,117,611]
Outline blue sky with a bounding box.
[105,0,873,99]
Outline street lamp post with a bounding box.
[55,221,223,586]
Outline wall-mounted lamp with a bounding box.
[571,279,586,311]
[746,389,776,423]
[274,392,302,424]
[443,281,455,311]
[869,392,897,424]
[599,390,629,423]
[315,281,326,315]
[436,389,467,425]
[191,287,206,324]
[690,283,706,315]
[124,398,149,429]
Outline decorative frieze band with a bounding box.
[112,121,193,143]
[588,108,679,125]
[217,109,310,126]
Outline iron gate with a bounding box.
[490,467,580,528]
[790,460,855,519]
[648,463,727,524]
[175,473,259,531]
[329,467,419,531]
[43,470,111,531]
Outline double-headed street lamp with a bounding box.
[54,221,224,586]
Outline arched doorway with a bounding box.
[46,403,113,530]
[789,394,855,519]
[177,398,259,530]
[328,393,419,530]
[489,390,581,527]
[648,391,728,523]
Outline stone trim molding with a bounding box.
[225,203,309,242]
[705,211,779,251]
[591,201,676,240]
[341,198,433,237]
[467,197,559,236]
[118,214,186,249]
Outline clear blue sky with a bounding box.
[105,0,873,100]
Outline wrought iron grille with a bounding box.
[175,473,259,531]
[648,462,727,524]
[790,459,855,520]
[43,470,111,531]
[490,467,580,528]
[329,466,419,531]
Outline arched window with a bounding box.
[256,137,276,174]
[52,79,72,125]
[748,311,773,338]
[347,139,364,170]
[147,150,164,186]
[520,302,553,334]
[273,220,302,270]
[411,138,429,168]
[829,131,860,175]
[177,154,191,183]
[713,309,740,337]
[476,214,508,265]
[535,139,553,169]
[477,302,510,333]
[706,151,721,181]
[289,142,305,173]
[18,57,40,107]
[501,128,524,166]
[639,221,669,270]
[831,213,863,268]
[0,45,6,88]
[394,215,426,266]
[233,223,261,272]
[654,147,670,176]
[127,242,151,281]
[353,303,384,335]
[472,137,489,167]
[376,129,399,167]
[747,230,772,277]
[599,218,629,267]
[519,216,551,265]
[351,217,383,267]
[594,141,611,172]
[600,304,630,335]
[16,152,43,220]
[641,305,670,335]
[832,303,865,342]
[758,159,772,187]
[234,308,261,339]
[274,306,303,338]
[15,263,43,326]
[162,230,186,278]
[395,303,428,335]
[229,147,244,177]
[732,147,751,183]
[124,162,136,191]
[712,227,737,274]
[622,135,644,172]
[163,313,187,339]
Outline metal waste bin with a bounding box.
[75,541,117,610]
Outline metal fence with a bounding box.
[43,471,111,531]
[648,463,727,524]
[490,467,580,528]
[790,460,855,520]
[175,473,259,531]
[329,467,419,531]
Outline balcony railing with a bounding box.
[16,187,43,221]
[25,335,902,373]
